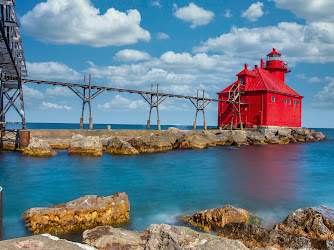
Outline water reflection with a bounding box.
[219,143,303,205]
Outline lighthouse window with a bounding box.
[272,96,275,102]
[240,78,245,85]
[285,98,287,104]
[294,100,296,105]
[298,100,300,105]
[289,99,291,104]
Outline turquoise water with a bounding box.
[1,125,334,241]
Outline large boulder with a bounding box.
[219,222,333,249]
[145,224,248,250]
[315,132,327,141]
[23,192,130,235]
[105,136,139,155]
[83,226,146,250]
[179,132,215,149]
[68,134,103,156]
[0,234,97,250]
[182,205,259,232]
[246,131,267,145]
[214,131,234,146]
[131,133,178,153]
[232,131,249,146]
[274,206,334,240]
[22,138,57,157]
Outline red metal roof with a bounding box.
[267,48,281,55]
[219,67,302,98]
[236,64,256,77]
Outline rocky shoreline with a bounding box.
[0,127,327,156]
[1,192,334,249]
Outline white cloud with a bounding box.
[98,95,146,111]
[151,1,161,8]
[315,80,334,108]
[45,86,73,97]
[224,9,232,18]
[157,32,170,40]
[22,85,44,99]
[26,62,82,82]
[272,0,334,22]
[41,101,72,110]
[173,3,214,28]
[21,0,150,47]
[241,2,264,22]
[308,77,322,83]
[113,49,151,62]
[194,22,334,63]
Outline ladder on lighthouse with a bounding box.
[228,81,244,129]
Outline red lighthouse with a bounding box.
[218,48,303,128]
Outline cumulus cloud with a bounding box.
[21,0,150,47]
[113,49,151,62]
[46,86,74,97]
[315,80,334,107]
[151,1,161,8]
[272,0,334,22]
[194,22,334,63]
[22,85,44,99]
[40,101,72,110]
[26,62,82,82]
[98,95,146,111]
[156,32,170,40]
[173,3,214,28]
[241,2,264,22]
[224,9,232,18]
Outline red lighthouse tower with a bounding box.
[218,48,303,128]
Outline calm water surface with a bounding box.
[0,125,333,240]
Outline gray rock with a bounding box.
[131,133,177,152]
[214,131,234,146]
[83,226,146,250]
[0,234,97,250]
[105,136,139,155]
[23,137,57,157]
[275,206,334,240]
[315,132,327,141]
[246,131,267,145]
[306,134,318,142]
[232,131,248,146]
[68,134,103,156]
[219,222,334,249]
[145,224,248,250]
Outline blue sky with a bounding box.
[7,0,334,127]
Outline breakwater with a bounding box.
[0,127,327,156]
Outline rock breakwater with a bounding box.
[2,127,326,156]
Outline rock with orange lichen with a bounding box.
[68,134,103,156]
[274,206,334,240]
[23,192,130,235]
[182,205,259,232]
[22,138,57,157]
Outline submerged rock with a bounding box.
[219,222,334,250]
[182,205,259,232]
[23,192,130,235]
[83,226,146,250]
[145,224,248,250]
[274,206,334,240]
[105,136,139,155]
[68,134,103,156]
[22,138,57,157]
